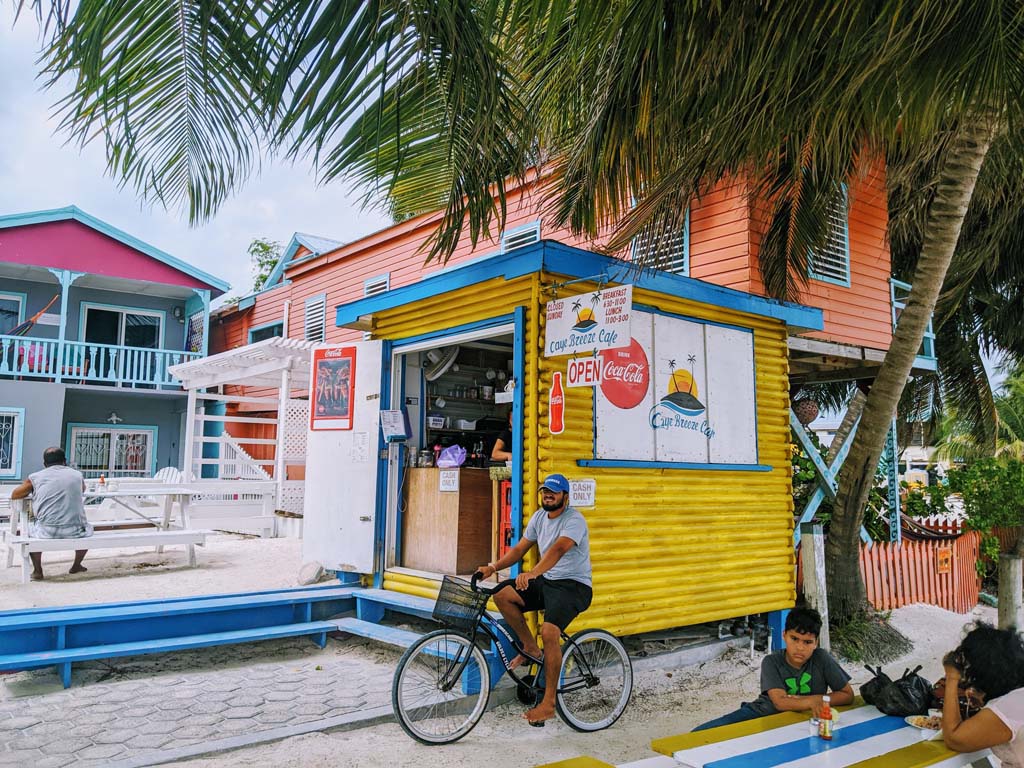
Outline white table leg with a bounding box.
[178,495,191,529]
[20,545,30,584]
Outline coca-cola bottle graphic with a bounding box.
[549,371,565,434]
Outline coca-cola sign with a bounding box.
[599,338,650,410]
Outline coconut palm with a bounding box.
[19,1,1024,622]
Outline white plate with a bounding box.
[905,715,944,740]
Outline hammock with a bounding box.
[3,294,59,336]
[2,295,60,374]
[900,513,960,541]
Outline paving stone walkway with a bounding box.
[0,635,401,767]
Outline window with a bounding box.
[364,274,390,297]
[632,213,689,276]
[303,295,326,343]
[808,191,851,286]
[500,221,541,253]
[67,425,156,478]
[0,407,24,478]
[249,321,284,344]
[0,292,25,335]
[82,304,164,349]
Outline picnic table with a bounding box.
[84,486,194,532]
[653,702,994,768]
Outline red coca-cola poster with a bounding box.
[310,346,357,430]
[599,338,650,409]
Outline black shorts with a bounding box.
[512,576,592,631]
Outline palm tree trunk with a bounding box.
[826,113,1001,625]
[827,390,866,466]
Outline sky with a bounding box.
[0,8,392,304]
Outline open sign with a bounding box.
[567,356,602,388]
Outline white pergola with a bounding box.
[169,337,315,507]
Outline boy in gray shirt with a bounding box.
[477,473,592,726]
[693,607,854,730]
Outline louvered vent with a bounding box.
[500,221,541,252]
[633,226,688,275]
[303,295,326,343]
[809,196,850,284]
[364,274,390,297]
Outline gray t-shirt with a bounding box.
[29,464,87,530]
[523,505,591,587]
[746,647,851,715]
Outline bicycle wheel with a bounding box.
[392,629,491,745]
[556,628,633,732]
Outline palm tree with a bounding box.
[21,1,1024,623]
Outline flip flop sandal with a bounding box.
[528,720,546,728]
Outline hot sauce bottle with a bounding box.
[818,695,833,740]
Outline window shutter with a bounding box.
[809,194,850,285]
[500,221,541,253]
[304,295,326,343]
[632,220,689,276]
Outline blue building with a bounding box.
[0,206,228,480]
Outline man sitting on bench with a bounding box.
[11,447,92,581]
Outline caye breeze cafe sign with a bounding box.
[544,285,632,357]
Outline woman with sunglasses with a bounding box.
[941,623,1024,766]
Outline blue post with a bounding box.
[886,419,902,544]
[767,609,790,652]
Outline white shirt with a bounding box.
[987,687,1024,767]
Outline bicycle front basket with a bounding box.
[433,576,489,631]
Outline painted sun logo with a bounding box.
[657,354,705,416]
[571,292,601,331]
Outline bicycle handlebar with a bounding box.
[470,571,516,595]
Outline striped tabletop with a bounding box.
[662,705,992,768]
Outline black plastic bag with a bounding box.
[860,665,933,716]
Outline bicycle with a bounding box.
[392,573,633,744]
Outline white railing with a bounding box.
[219,434,273,480]
[0,334,200,388]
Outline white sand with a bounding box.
[0,534,305,610]
[0,538,997,767]
[176,603,997,768]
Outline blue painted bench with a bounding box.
[0,583,360,687]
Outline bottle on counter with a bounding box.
[98,474,106,488]
[818,695,833,740]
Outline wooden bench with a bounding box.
[7,529,211,583]
[0,584,360,687]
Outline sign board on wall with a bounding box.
[545,285,632,357]
[595,311,758,465]
[566,356,602,388]
[937,547,952,574]
[570,479,596,507]
[439,470,460,493]
[310,346,358,430]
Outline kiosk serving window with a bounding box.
[595,310,758,465]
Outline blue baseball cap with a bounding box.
[540,473,570,494]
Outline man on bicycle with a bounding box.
[476,472,592,726]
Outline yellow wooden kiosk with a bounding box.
[301,240,822,640]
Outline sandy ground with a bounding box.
[0,537,997,767]
[0,534,305,610]
[174,603,997,768]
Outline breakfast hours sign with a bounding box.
[544,285,632,357]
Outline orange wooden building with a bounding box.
[207,164,932,471]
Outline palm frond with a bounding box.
[35,0,271,223]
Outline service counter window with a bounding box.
[588,309,762,469]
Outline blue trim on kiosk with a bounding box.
[334,241,823,332]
